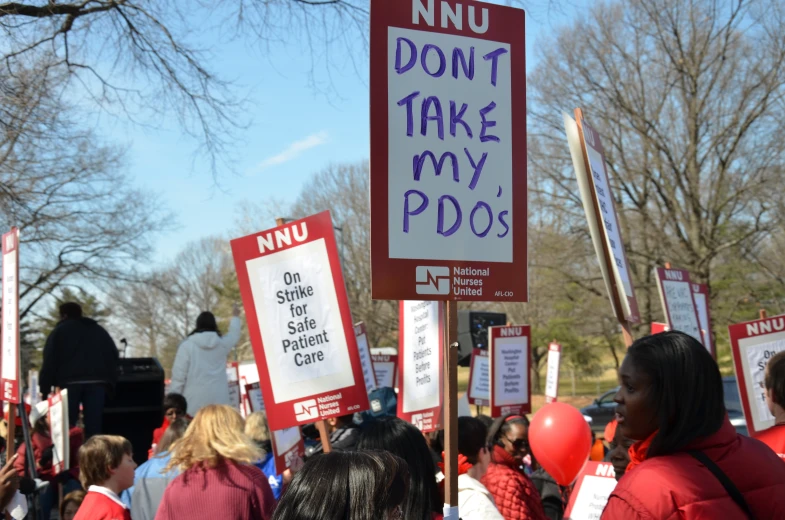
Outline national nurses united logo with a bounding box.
[415,266,450,295]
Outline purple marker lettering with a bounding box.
[421,44,446,78]
[397,92,420,137]
[450,101,472,139]
[497,186,502,197]
[413,151,459,182]
[479,102,499,143]
[421,96,445,140]
[497,210,510,238]
[396,38,417,74]
[483,48,508,87]
[452,47,475,80]
[464,148,488,190]
[438,195,462,236]
[470,202,493,237]
[403,190,429,232]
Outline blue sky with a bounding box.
[114,1,590,266]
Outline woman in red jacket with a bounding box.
[603,331,785,519]
[481,415,547,520]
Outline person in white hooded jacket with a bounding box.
[458,416,504,520]
[169,304,242,416]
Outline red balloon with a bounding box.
[529,403,592,485]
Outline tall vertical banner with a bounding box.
[230,212,370,431]
[544,342,561,404]
[563,112,640,325]
[371,354,399,388]
[48,389,69,474]
[489,325,531,416]
[728,314,785,436]
[466,349,489,406]
[354,322,378,393]
[398,300,444,432]
[654,267,703,345]
[1,228,20,403]
[692,283,714,356]
[370,0,527,302]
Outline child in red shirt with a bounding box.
[758,351,785,460]
[74,435,137,520]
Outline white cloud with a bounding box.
[251,131,329,174]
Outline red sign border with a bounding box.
[230,211,369,431]
[489,325,532,417]
[270,427,306,475]
[369,0,528,302]
[397,301,444,433]
[1,228,20,404]
[563,461,617,519]
[466,348,489,406]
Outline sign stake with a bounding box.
[444,301,459,510]
[759,309,768,320]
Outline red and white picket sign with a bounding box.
[466,349,489,406]
[692,283,714,357]
[489,325,531,417]
[371,354,398,389]
[397,301,444,433]
[564,461,617,520]
[654,267,703,345]
[245,382,265,413]
[1,228,20,403]
[544,342,562,404]
[230,211,369,431]
[270,427,305,474]
[354,322,378,393]
[729,314,785,436]
[650,322,670,335]
[48,389,70,474]
[226,362,242,412]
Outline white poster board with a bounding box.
[48,389,69,474]
[489,325,531,416]
[354,322,378,393]
[655,267,702,344]
[371,354,398,388]
[544,342,562,404]
[564,462,617,520]
[466,349,489,406]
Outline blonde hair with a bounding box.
[244,412,270,444]
[78,435,133,489]
[166,405,261,472]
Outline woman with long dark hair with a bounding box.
[169,304,242,416]
[357,416,443,520]
[602,331,785,519]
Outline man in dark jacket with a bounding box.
[39,302,119,439]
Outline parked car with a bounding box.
[580,376,748,437]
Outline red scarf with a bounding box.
[437,452,473,475]
[625,430,658,473]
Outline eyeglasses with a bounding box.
[503,435,529,451]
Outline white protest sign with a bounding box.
[466,349,489,406]
[48,389,69,474]
[564,462,617,520]
[1,228,20,403]
[545,342,562,404]
[655,267,702,344]
[489,325,531,417]
[354,322,378,393]
[271,426,305,474]
[371,354,398,389]
[245,382,265,413]
[28,370,39,407]
[692,283,714,356]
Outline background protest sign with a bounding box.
[48,389,70,474]
[651,322,670,334]
[370,0,527,302]
[563,111,640,336]
[2,228,20,403]
[564,461,617,520]
[692,283,714,356]
[466,349,489,406]
[371,354,398,388]
[729,314,785,436]
[489,325,531,416]
[28,370,39,407]
[544,342,561,404]
[398,300,444,432]
[245,382,265,412]
[227,362,242,412]
[354,322,378,393]
[271,426,305,474]
[230,211,369,431]
[655,267,703,345]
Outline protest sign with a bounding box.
[48,389,70,474]
[692,283,714,356]
[226,363,241,411]
[466,349,489,406]
[230,211,369,431]
[371,354,399,389]
[729,314,785,436]
[398,300,444,432]
[354,322,378,393]
[1,228,20,403]
[563,112,639,336]
[245,382,265,413]
[370,0,527,302]
[655,267,702,344]
[489,325,531,416]
[271,426,305,474]
[564,461,617,520]
[28,370,39,407]
[544,342,561,404]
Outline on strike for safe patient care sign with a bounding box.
[230,211,369,431]
[370,0,527,302]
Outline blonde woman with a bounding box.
[155,405,276,520]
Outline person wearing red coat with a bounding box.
[603,332,785,519]
[757,350,785,460]
[481,415,547,520]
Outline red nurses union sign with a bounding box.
[489,325,531,417]
[370,0,527,302]
[1,228,20,403]
[230,212,369,431]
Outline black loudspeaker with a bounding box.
[457,311,507,367]
[103,357,164,465]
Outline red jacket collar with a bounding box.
[492,444,521,470]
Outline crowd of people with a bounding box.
[1,303,785,519]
